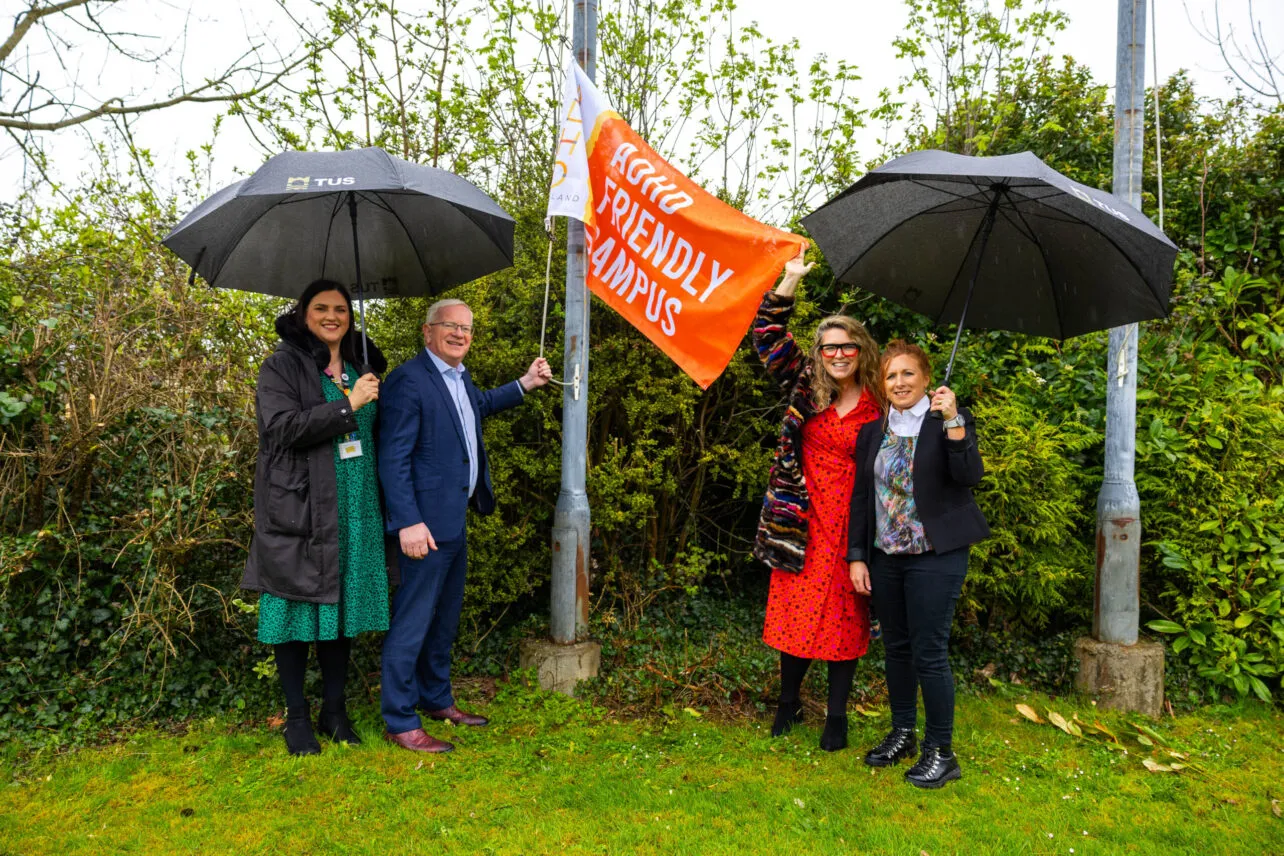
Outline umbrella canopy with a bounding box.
[802,150,1178,373]
[162,147,515,298]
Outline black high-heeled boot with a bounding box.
[771,700,804,737]
[283,704,321,756]
[317,704,362,745]
[819,714,848,752]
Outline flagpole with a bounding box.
[1073,0,1164,718]
[550,0,597,646]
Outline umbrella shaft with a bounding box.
[348,193,370,371]
[943,194,1001,385]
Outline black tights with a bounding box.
[779,652,859,715]
[274,638,352,715]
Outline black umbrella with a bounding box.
[163,147,515,366]
[801,149,1178,381]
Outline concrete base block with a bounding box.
[519,638,601,697]
[1074,636,1165,718]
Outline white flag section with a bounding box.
[546,64,602,225]
[545,63,803,389]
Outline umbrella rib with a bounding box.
[1092,227,1168,318]
[356,189,440,291]
[994,205,1038,244]
[454,204,514,265]
[360,192,398,216]
[828,186,995,283]
[319,194,345,281]
[905,178,992,204]
[1005,203,1065,340]
[1011,207,1087,227]
[933,184,1000,327]
[1005,194,1093,226]
[203,200,308,287]
[1019,196,1168,326]
[272,194,329,208]
[912,201,994,216]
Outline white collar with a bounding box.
[887,395,930,437]
[425,347,465,376]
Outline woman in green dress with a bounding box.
[241,279,394,755]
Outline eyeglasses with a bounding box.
[430,321,475,335]
[819,343,861,358]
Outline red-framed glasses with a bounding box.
[819,343,861,358]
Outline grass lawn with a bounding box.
[1,682,1281,855]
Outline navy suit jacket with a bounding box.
[378,349,525,542]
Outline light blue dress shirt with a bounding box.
[425,348,523,498]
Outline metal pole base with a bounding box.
[1074,637,1164,718]
[520,638,601,697]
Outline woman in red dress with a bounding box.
[752,246,883,751]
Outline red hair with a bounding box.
[879,339,932,382]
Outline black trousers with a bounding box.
[868,547,967,748]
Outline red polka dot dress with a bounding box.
[763,387,881,660]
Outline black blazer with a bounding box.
[846,406,990,562]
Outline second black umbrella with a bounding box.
[802,149,1178,380]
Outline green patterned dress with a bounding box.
[257,364,390,643]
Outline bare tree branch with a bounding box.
[1186,0,1282,104]
[0,0,95,66]
[1,1,313,132]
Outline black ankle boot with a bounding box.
[819,714,848,752]
[771,700,803,737]
[283,706,321,756]
[317,705,362,745]
[864,727,918,767]
[905,745,962,789]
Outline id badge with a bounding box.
[338,439,363,460]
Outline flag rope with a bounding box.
[540,218,572,387]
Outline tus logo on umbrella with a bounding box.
[285,176,357,191]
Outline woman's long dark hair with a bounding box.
[281,278,365,368]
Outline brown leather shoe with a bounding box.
[425,705,489,727]
[383,728,454,753]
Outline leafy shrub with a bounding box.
[1136,303,1284,701]
[0,178,275,747]
[968,376,1101,631]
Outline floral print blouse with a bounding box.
[874,432,933,555]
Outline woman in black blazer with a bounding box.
[846,340,989,789]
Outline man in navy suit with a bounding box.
[378,298,551,752]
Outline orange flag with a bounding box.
[547,63,805,389]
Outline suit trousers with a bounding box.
[868,547,968,748]
[381,534,467,733]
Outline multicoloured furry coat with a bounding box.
[751,291,821,574]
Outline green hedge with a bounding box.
[3,92,1283,748]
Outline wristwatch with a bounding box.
[943,413,966,430]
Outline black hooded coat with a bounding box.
[240,316,398,603]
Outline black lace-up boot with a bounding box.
[904,745,962,789]
[863,727,918,767]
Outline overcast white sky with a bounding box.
[2,0,1279,203]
